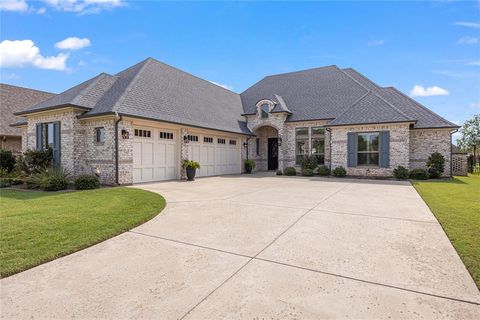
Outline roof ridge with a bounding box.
[342,67,382,88]
[144,57,239,95]
[264,65,339,78]
[337,67,371,92]
[385,87,458,127]
[71,73,114,106]
[370,90,413,121]
[0,83,55,95]
[329,90,371,123]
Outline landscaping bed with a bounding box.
[0,187,165,277]
[413,174,480,288]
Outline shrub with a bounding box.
[302,168,314,176]
[75,175,100,190]
[284,167,297,176]
[409,168,429,180]
[244,159,255,173]
[301,155,318,171]
[0,150,15,173]
[276,169,283,175]
[28,167,69,191]
[16,149,52,175]
[426,152,445,179]
[393,166,409,179]
[332,166,347,177]
[317,165,331,176]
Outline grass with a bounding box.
[0,187,165,278]
[413,174,480,288]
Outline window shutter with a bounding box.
[347,132,357,167]
[36,124,42,150]
[52,122,61,166]
[379,131,390,168]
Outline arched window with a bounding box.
[260,103,270,118]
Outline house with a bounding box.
[0,84,54,155]
[13,58,458,184]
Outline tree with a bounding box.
[457,114,480,152]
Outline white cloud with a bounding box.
[367,40,385,46]
[55,37,91,50]
[42,0,125,14]
[466,60,480,66]
[457,36,479,44]
[410,85,449,97]
[0,39,68,71]
[0,0,28,11]
[470,102,480,110]
[36,7,46,14]
[209,81,233,91]
[453,21,480,29]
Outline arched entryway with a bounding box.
[252,125,280,171]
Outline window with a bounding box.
[229,139,236,145]
[260,104,269,118]
[134,129,151,138]
[357,132,379,166]
[187,135,198,142]
[256,138,260,156]
[36,122,60,166]
[311,127,325,165]
[204,136,213,143]
[218,138,226,144]
[95,127,105,144]
[295,127,309,165]
[160,132,173,140]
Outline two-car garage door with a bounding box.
[133,127,241,183]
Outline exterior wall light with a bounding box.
[183,135,189,144]
[121,129,129,139]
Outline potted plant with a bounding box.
[244,159,255,174]
[182,160,200,181]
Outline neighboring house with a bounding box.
[0,84,54,155]
[13,58,458,184]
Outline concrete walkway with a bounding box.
[1,174,479,319]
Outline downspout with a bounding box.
[115,113,122,185]
[326,127,332,170]
[450,129,458,179]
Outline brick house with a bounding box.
[13,58,458,184]
[0,84,54,155]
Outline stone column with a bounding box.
[180,128,188,179]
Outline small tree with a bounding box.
[457,114,480,152]
[301,155,318,170]
[426,152,445,178]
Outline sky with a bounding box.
[1,0,479,142]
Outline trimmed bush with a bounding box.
[426,152,445,179]
[28,167,69,191]
[284,167,297,176]
[409,168,429,180]
[75,175,100,190]
[276,169,283,175]
[317,165,331,176]
[302,168,314,176]
[244,159,255,173]
[393,166,409,180]
[301,155,318,171]
[0,150,15,173]
[16,149,52,175]
[332,166,347,177]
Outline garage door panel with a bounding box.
[142,142,154,165]
[166,144,175,167]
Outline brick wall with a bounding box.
[0,136,22,155]
[452,153,468,176]
[410,128,452,177]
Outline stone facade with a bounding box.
[0,136,22,155]
[330,123,411,177]
[410,128,452,177]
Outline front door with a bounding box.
[268,138,278,170]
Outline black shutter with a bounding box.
[36,124,42,150]
[379,131,390,168]
[347,132,357,167]
[52,122,61,166]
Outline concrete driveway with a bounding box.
[1,174,479,319]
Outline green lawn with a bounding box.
[413,175,480,288]
[0,187,165,278]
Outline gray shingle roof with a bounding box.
[1,84,54,136]
[241,66,458,129]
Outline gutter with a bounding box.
[325,127,332,170]
[115,113,122,185]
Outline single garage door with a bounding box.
[133,128,177,183]
[187,134,241,177]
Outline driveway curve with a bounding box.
[1,174,479,319]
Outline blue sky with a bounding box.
[1,0,479,141]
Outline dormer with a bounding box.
[256,99,275,119]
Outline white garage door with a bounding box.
[133,128,176,183]
[187,135,241,177]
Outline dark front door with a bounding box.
[268,138,278,170]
